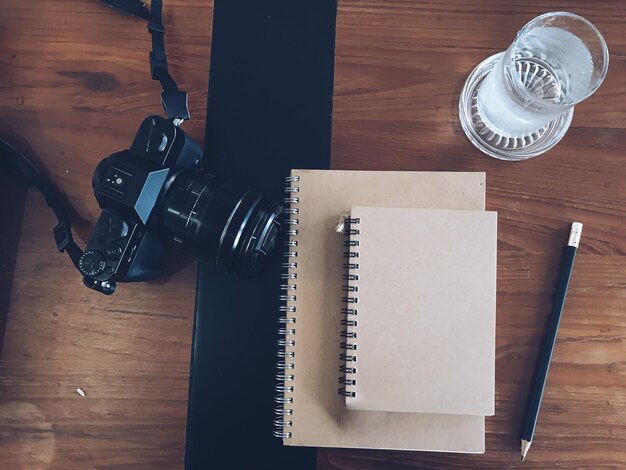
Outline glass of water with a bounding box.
[459,12,609,161]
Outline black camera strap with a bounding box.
[102,0,190,122]
[0,140,84,270]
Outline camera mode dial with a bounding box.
[79,250,107,277]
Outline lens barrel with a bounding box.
[159,171,282,276]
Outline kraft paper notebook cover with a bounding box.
[274,170,486,453]
[339,207,497,416]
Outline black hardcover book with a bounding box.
[185,1,337,469]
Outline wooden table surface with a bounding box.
[1,1,625,469]
[0,1,212,468]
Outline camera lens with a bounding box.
[159,171,283,276]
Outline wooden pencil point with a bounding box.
[521,439,531,462]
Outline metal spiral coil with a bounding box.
[339,364,357,374]
[277,338,295,347]
[337,388,356,398]
[338,377,356,385]
[339,352,357,362]
[274,174,301,440]
[337,216,360,398]
[276,359,295,369]
[275,373,295,382]
[274,406,293,415]
[274,395,293,404]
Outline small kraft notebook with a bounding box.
[274,170,488,453]
[338,206,497,416]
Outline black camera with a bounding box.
[79,116,282,294]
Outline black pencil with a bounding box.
[520,222,582,462]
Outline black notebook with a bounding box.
[184,1,337,468]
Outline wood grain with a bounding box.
[0,1,212,468]
[322,1,626,469]
[2,0,626,468]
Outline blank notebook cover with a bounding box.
[275,170,487,453]
[340,207,497,416]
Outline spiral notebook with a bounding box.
[339,206,497,416]
[274,170,487,453]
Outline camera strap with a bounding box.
[102,0,190,122]
[0,140,84,270]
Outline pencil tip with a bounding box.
[520,439,531,463]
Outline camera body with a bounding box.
[80,116,202,293]
[80,116,282,294]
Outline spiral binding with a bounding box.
[273,174,300,439]
[337,217,360,398]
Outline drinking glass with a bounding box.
[459,12,609,161]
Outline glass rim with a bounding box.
[507,11,610,109]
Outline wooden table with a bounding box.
[0,1,212,468]
[1,1,625,469]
